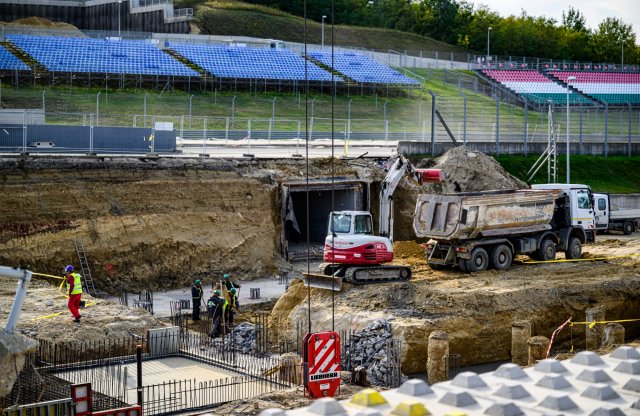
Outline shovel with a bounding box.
[302,272,342,292]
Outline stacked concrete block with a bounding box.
[261,345,640,415]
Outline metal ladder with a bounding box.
[74,239,96,296]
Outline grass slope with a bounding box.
[193,1,468,54]
[496,155,640,193]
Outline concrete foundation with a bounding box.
[511,320,531,366]
[427,330,448,385]
[527,336,550,366]
[585,306,606,351]
[603,322,625,347]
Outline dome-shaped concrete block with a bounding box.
[581,384,621,401]
[577,369,613,384]
[613,360,640,375]
[535,374,573,390]
[538,394,578,411]
[572,351,606,366]
[451,371,488,389]
[483,402,524,416]
[439,391,478,407]
[494,363,528,380]
[494,384,531,400]
[397,379,433,396]
[259,410,287,416]
[534,359,568,374]
[610,346,640,360]
[622,378,640,393]
[589,407,626,416]
[308,398,347,415]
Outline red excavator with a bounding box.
[304,155,443,290]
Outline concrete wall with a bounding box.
[0,1,189,34]
[0,124,176,153]
[398,140,640,157]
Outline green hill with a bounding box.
[189,0,468,54]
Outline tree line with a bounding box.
[244,0,639,65]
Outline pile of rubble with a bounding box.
[345,319,404,386]
[223,322,258,353]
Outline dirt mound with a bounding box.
[393,240,424,260]
[1,17,84,36]
[418,145,527,193]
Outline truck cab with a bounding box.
[531,184,596,237]
[593,193,610,232]
[593,192,640,235]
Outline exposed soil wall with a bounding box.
[0,158,280,292]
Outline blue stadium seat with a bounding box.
[168,43,335,82]
[7,34,199,77]
[308,51,419,85]
[0,45,30,71]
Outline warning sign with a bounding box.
[303,331,341,398]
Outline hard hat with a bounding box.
[213,290,221,296]
[65,265,74,273]
[195,279,202,285]
[223,274,229,280]
[229,288,237,294]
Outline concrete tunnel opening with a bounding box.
[281,179,370,260]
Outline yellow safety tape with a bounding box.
[32,272,65,280]
[570,319,640,328]
[524,253,640,264]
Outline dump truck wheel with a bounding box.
[458,261,468,273]
[465,247,489,272]
[565,237,582,259]
[536,238,556,261]
[491,244,513,270]
[623,221,634,235]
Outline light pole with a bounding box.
[566,76,576,184]
[622,40,624,67]
[321,15,327,49]
[118,0,122,37]
[487,27,492,64]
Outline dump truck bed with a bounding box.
[413,189,560,241]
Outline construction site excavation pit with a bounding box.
[1,148,640,413]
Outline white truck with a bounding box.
[414,183,597,272]
[593,193,640,235]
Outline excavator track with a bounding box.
[343,265,411,285]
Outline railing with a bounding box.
[136,0,172,7]
[173,8,193,17]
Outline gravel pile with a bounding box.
[346,319,403,386]
[223,322,257,353]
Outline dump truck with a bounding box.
[414,184,597,272]
[593,192,640,235]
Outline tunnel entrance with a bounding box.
[281,179,369,261]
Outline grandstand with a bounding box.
[549,71,640,104]
[308,51,419,85]
[6,35,199,77]
[167,43,335,82]
[0,44,30,71]
[481,70,593,105]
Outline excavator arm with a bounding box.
[378,156,444,241]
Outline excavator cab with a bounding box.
[329,212,373,236]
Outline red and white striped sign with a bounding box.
[303,331,341,398]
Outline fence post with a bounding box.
[225,117,229,145]
[628,102,632,158]
[460,92,467,145]
[579,102,583,155]
[604,103,608,157]
[89,114,94,155]
[231,95,236,128]
[22,110,27,153]
[136,344,143,407]
[428,90,436,157]
[310,98,315,140]
[523,98,528,157]
[189,94,193,129]
[495,96,500,156]
[347,98,352,142]
[144,92,148,128]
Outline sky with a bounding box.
[469,0,640,36]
